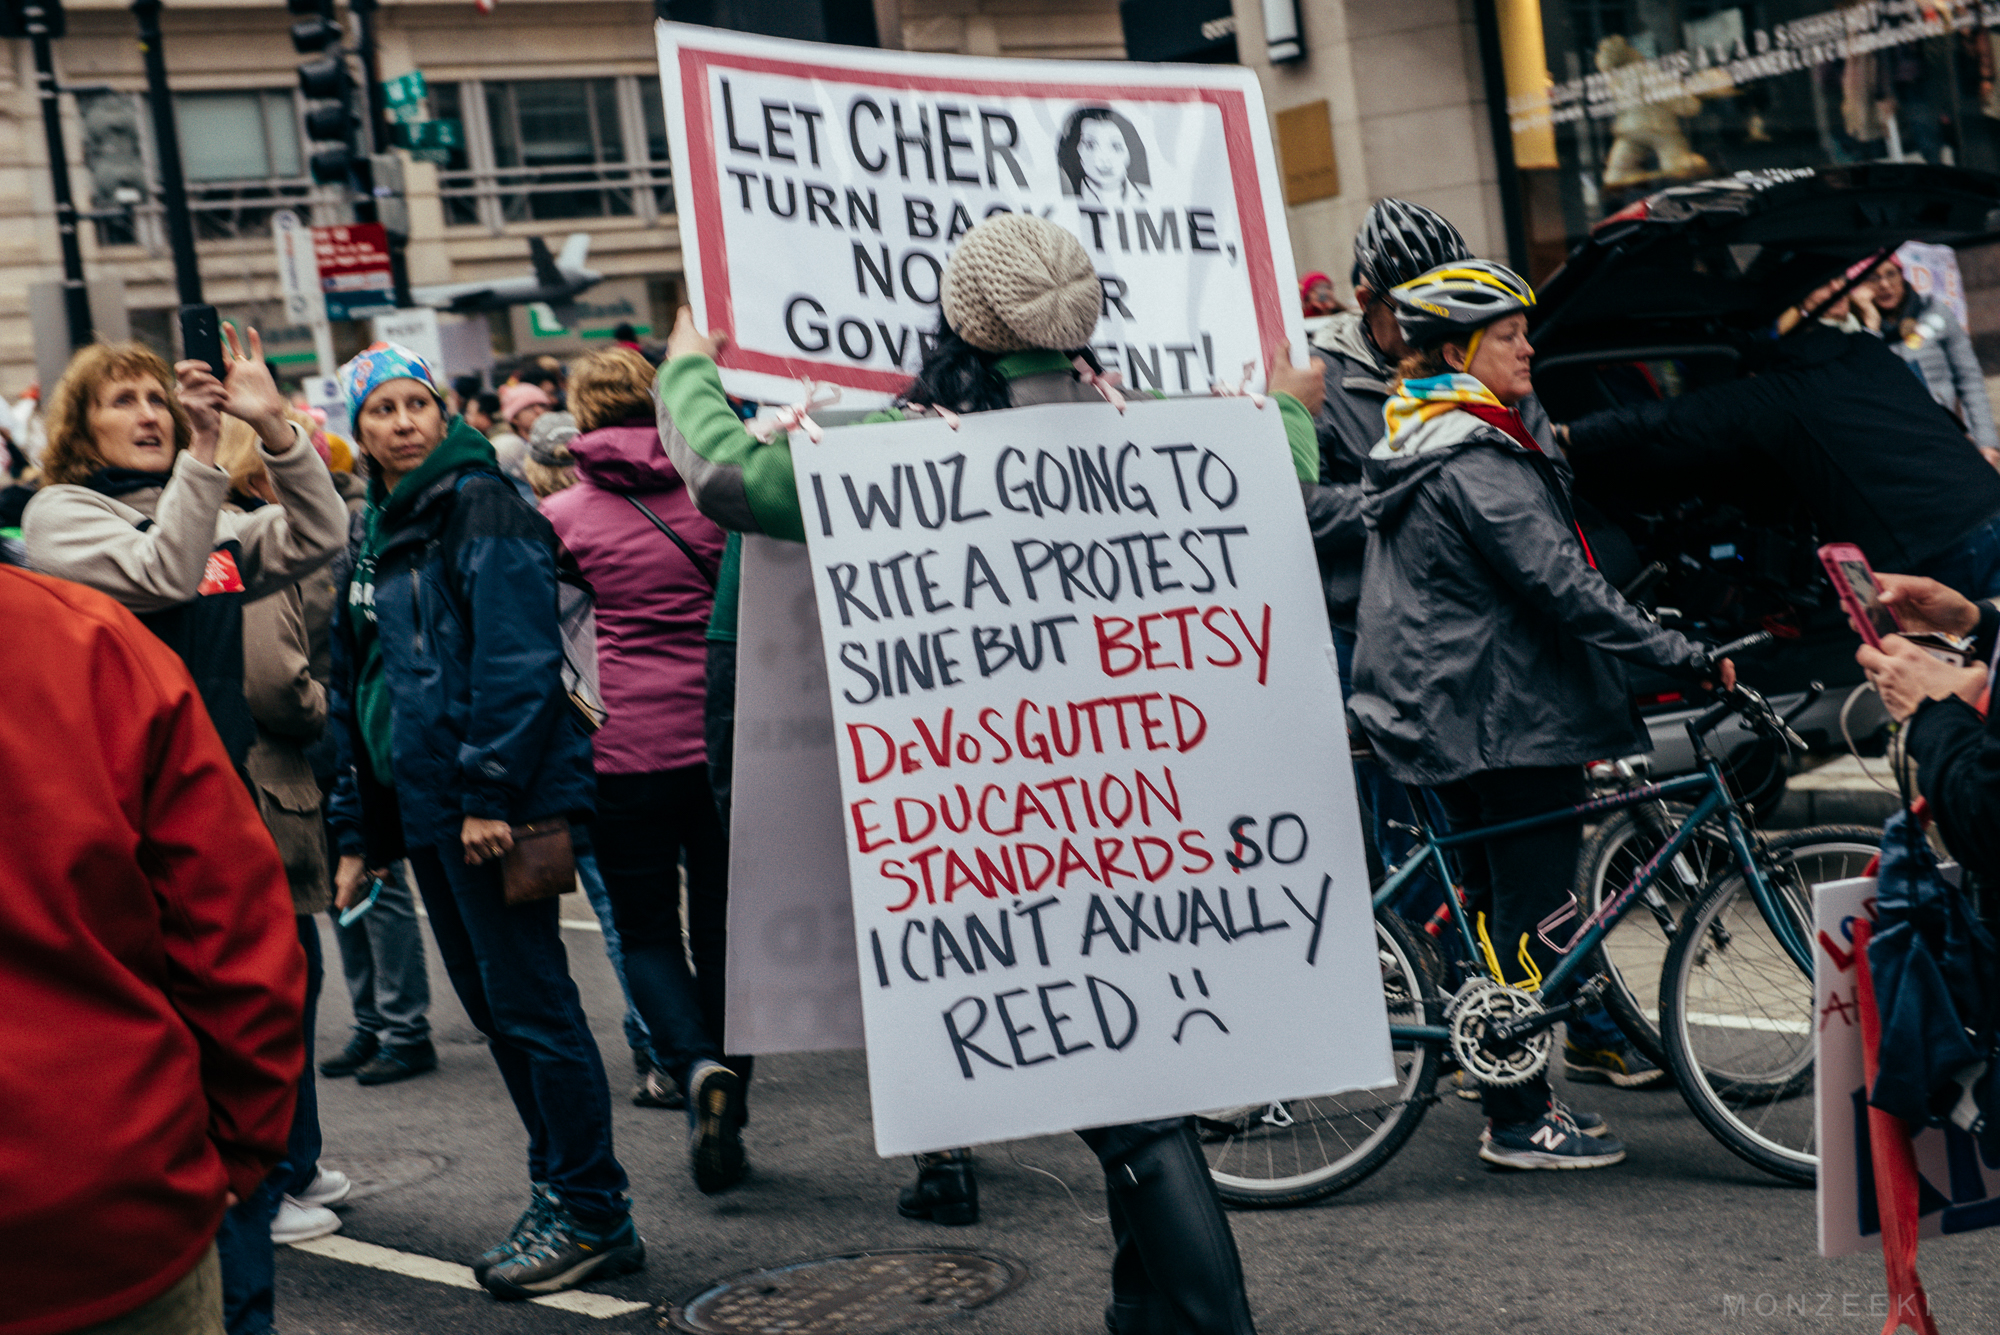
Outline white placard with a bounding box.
[792,394,1388,1156]
[654,21,1306,408]
[372,308,446,376]
[724,534,866,1054]
[1815,877,2000,1258]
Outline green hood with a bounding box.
[367,417,498,529]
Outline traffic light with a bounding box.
[0,0,67,40]
[290,0,357,184]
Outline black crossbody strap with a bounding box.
[622,494,718,589]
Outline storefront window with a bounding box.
[1495,1,2000,280]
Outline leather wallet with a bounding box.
[502,817,575,906]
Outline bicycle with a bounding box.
[1200,634,1880,1207]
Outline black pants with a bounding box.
[1432,764,1586,1123]
[592,765,744,1097]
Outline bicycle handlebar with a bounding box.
[1710,629,1774,660]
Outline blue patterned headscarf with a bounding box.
[338,341,442,420]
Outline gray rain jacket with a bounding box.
[1349,408,1705,787]
[1885,290,2000,453]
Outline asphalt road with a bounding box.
[283,890,2000,1335]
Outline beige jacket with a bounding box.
[242,577,332,914]
[20,423,346,612]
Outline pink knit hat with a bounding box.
[499,382,552,424]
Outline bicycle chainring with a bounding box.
[1445,977,1551,1087]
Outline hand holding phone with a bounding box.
[1818,543,1900,649]
[178,304,225,380]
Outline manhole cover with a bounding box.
[666,1249,1026,1334]
[317,1151,450,1201]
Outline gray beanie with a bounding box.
[940,213,1102,354]
[527,410,579,467]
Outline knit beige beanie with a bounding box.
[940,213,1102,353]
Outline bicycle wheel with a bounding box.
[1659,825,1880,1185]
[1578,804,1734,1064]
[1202,905,1442,1208]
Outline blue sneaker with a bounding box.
[1564,1040,1667,1089]
[1479,1105,1626,1170]
[482,1207,644,1300]
[472,1182,558,1283]
[1480,1097,1610,1143]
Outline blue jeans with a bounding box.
[1332,627,1447,923]
[576,845,654,1058]
[329,859,431,1048]
[218,916,321,1334]
[1915,512,2000,602]
[407,841,630,1225]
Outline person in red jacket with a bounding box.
[0,562,305,1335]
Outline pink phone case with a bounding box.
[1818,543,1899,649]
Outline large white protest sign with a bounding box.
[790,394,1388,1156]
[725,534,864,1054]
[1815,878,2000,1258]
[655,22,1305,407]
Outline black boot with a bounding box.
[897,1148,977,1225]
[1101,1124,1256,1335]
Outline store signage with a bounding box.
[314,223,397,321]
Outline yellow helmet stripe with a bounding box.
[1396,266,1536,306]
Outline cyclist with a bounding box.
[1348,259,1732,1170]
[655,211,1325,1334]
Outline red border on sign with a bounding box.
[677,46,1285,397]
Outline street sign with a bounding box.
[381,69,427,108]
[314,222,396,321]
[372,307,444,374]
[394,118,461,151]
[272,210,329,327]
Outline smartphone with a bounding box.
[1818,542,1899,648]
[337,877,384,928]
[178,304,225,379]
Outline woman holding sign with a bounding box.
[656,212,1324,1335]
[1349,261,1730,1171]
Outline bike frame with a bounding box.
[1370,756,1814,1046]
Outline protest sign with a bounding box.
[654,22,1305,408]
[725,534,865,1054]
[792,394,1389,1156]
[1816,877,2000,1259]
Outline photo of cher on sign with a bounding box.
[794,394,1391,1157]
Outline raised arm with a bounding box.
[22,454,231,612]
[654,309,807,541]
[231,421,348,598]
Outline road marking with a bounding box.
[1644,1008,1810,1036]
[289,1235,650,1319]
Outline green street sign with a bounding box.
[382,70,428,107]
[394,118,462,151]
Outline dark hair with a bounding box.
[612,322,638,342]
[473,391,501,418]
[1056,107,1149,198]
[900,318,1013,414]
[451,373,483,399]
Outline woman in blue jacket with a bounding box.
[325,344,638,1301]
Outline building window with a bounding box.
[485,78,630,221]
[428,82,481,228]
[176,90,302,182]
[79,90,148,247]
[638,76,675,214]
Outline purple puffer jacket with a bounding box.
[541,420,725,774]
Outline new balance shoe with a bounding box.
[270,1196,342,1244]
[689,1061,747,1194]
[1479,1107,1627,1170]
[481,1209,644,1300]
[1564,1040,1667,1089]
[1480,1098,1610,1143]
[473,1182,559,1283]
[294,1167,352,1208]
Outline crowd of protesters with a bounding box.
[5,199,2000,1335]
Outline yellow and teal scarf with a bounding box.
[1379,373,1507,455]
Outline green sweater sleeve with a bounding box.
[1275,392,1316,483]
[656,354,806,541]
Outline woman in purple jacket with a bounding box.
[541,348,747,1194]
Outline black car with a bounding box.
[1527,163,2000,793]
